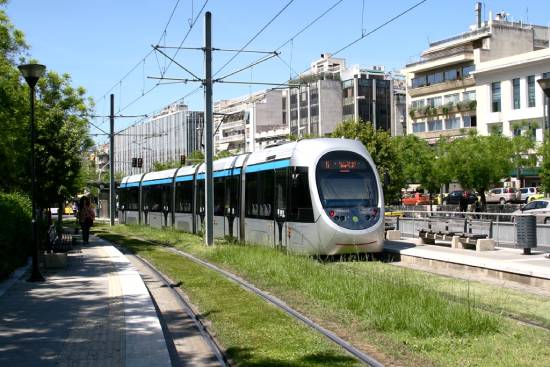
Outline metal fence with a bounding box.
[385,209,550,247]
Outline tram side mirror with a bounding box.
[383,171,390,186]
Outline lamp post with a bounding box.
[18,63,46,282]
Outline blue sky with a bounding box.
[6,0,550,144]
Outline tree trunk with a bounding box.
[57,198,63,239]
[480,191,487,211]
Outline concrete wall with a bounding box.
[318,79,343,135]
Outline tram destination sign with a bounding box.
[320,159,366,171]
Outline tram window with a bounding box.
[127,187,139,210]
[143,185,162,211]
[274,168,288,218]
[224,175,240,215]
[161,184,171,211]
[245,170,274,219]
[197,180,205,214]
[288,167,314,223]
[214,177,225,216]
[175,181,193,213]
[117,189,126,209]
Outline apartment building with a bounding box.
[214,89,286,154]
[402,4,550,142]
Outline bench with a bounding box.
[418,217,496,251]
[47,226,74,253]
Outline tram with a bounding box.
[118,138,384,254]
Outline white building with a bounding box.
[402,6,550,142]
[473,48,550,139]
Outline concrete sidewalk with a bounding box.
[385,239,550,289]
[0,237,171,367]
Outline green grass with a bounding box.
[94,224,550,366]
[97,231,361,367]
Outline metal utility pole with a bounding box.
[110,94,115,226]
[204,11,214,246]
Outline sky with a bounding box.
[6,0,550,144]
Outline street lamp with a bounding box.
[19,63,46,282]
[537,78,550,130]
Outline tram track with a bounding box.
[102,233,384,367]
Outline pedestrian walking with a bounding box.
[78,196,95,245]
[459,191,469,214]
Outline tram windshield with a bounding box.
[316,151,378,208]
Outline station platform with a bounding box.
[0,237,171,367]
[384,239,550,290]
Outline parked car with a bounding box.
[442,190,478,205]
[519,187,538,203]
[528,192,545,202]
[401,192,431,206]
[512,199,550,223]
[485,187,521,204]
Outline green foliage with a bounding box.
[332,119,405,203]
[152,160,180,171]
[214,150,233,160]
[445,132,512,206]
[393,135,450,197]
[0,3,93,209]
[0,191,32,279]
[187,150,205,164]
[539,132,550,195]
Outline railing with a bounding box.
[385,209,550,248]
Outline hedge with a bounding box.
[0,192,32,280]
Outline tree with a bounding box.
[538,132,550,195]
[445,132,512,207]
[33,71,94,221]
[187,150,205,164]
[214,150,233,160]
[0,2,93,222]
[0,1,30,192]
[394,135,450,208]
[152,160,180,171]
[509,121,537,187]
[332,119,405,204]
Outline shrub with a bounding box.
[0,192,32,279]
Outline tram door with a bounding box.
[274,168,288,249]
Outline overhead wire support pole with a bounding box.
[204,11,214,246]
[152,44,202,81]
[110,94,116,226]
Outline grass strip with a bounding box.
[97,231,363,367]
[95,225,550,366]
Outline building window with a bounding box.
[411,76,426,88]
[463,90,476,101]
[512,78,521,109]
[463,64,475,77]
[427,72,444,86]
[427,119,443,131]
[543,72,550,79]
[528,75,536,107]
[463,115,477,127]
[411,99,425,109]
[491,81,501,112]
[444,93,459,105]
[412,122,426,133]
[427,96,442,108]
[445,117,460,130]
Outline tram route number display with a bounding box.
[320,159,366,171]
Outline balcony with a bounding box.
[409,100,476,120]
[219,133,245,144]
[415,127,477,142]
[409,77,475,97]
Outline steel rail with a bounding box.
[162,246,384,367]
